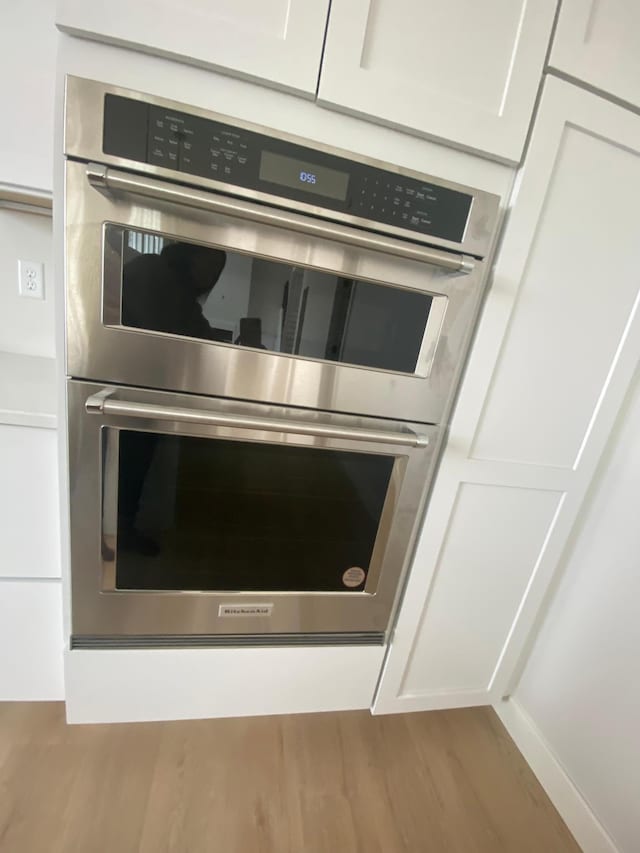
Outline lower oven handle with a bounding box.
[87,164,474,274]
[86,391,429,448]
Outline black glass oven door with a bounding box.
[104,224,445,378]
[102,428,397,594]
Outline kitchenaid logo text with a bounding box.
[219,604,274,617]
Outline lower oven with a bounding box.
[68,380,439,646]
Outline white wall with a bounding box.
[0,0,57,191]
[514,368,640,853]
[0,210,55,358]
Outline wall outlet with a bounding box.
[18,260,45,300]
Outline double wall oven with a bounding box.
[64,77,499,647]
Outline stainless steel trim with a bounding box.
[86,389,429,448]
[88,163,474,273]
[71,632,386,648]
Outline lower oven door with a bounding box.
[68,380,439,646]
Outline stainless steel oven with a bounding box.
[63,77,499,645]
[68,381,437,642]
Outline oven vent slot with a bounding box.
[71,632,386,649]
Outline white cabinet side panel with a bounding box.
[515,368,640,853]
[472,123,640,468]
[0,425,60,579]
[0,580,64,700]
[401,483,562,696]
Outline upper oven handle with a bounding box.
[86,389,429,448]
[86,163,474,274]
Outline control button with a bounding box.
[410,215,420,226]
[394,184,403,193]
[405,188,415,197]
[223,151,235,161]
[210,162,219,173]
[237,155,248,165]
[416,191,425,201]
[223,165,232,176]
[392,198,401,207]
[149,146,170,166]
[426,194,437,202]
[210,148,220,158]
[419,216,432,227]
[403,200,411,208]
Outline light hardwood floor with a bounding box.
[0,703,579,852]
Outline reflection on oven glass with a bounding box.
[113,430,394,593]
[112,226,433,375]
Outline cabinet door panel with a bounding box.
[374,79,640,714]
[472,123,640,467]
[550,0,640,109]
[56,0,330,96]
[0,425,60,579]
[318,0,557,163]
[401,484,561,696]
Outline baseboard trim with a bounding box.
[495,698,619,853]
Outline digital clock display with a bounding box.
[259,150,349,201]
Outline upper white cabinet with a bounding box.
[55,0,330,97]
[317,0,557,163]
[374,77,640,714]
[550,0,640,109]
[1,0,57,191]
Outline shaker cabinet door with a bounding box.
[317,0,557,163]
[55,0,330,97]
[550,0,640,109]
[374,78,640,714]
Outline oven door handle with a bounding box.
[86,390,429,448]
[87,163,474,274]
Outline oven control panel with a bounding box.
[103,94,473,245]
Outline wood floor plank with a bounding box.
[0,703,579,853]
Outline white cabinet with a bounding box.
[317,0,557,163]
[0,0,57,191]
[550,0,640,109]
[0,424,60,578]
[55,0,330,97]
[375,77,640,714]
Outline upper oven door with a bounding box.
[65,159,485,423]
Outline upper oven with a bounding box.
[64,78,499,425]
